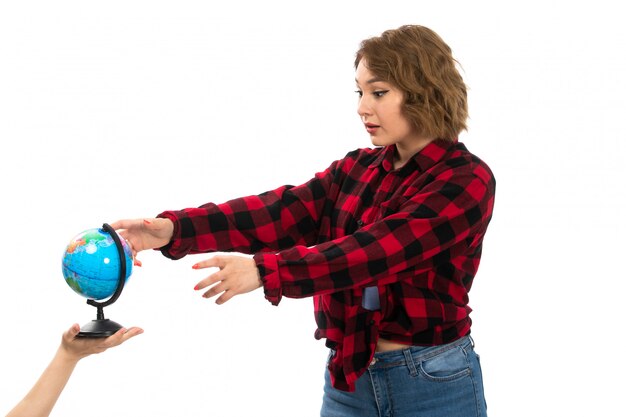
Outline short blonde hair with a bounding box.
[355,25,468,140]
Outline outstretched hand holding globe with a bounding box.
[62,224,134,337]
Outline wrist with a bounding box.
[56,345,82,365]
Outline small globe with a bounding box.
[62,227,133,300]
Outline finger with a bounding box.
[109,219,139,231]
[194,270,226,291]
[216,290,235,305]
[192,255,227,270]
[203,281,227,299]
[108,220,123,230]
[104,327,129,347]
[214,274,254,304]
[117,230,136,248]
[121,327,144,342]
[117,231,139,257]
[123,240,141,264]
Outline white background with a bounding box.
[1,1,624,416]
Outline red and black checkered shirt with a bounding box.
[157,139,496,392]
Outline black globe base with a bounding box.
[77,318,124,338]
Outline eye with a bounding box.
[354,90,363,98]
[373,90,389,98]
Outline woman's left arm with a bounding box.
[194,167,495,306]
[255,167,496,305]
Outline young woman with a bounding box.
[112,24,494,417]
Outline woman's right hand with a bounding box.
[110,218,174,266]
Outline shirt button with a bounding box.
[357,220,364,227]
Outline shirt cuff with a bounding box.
[253,252,282,306]
[155,211,185,260]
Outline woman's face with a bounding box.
[355,59,431,159]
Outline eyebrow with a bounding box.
[355,77,385,85]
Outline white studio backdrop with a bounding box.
[0,1,624,416]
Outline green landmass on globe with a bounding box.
[62,227,133,300]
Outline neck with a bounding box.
[393,137,434,169]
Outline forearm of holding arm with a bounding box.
[5,349,78,417]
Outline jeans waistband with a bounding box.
[369,335,474,369]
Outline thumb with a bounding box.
[63,323,81,342]
[144,218,172,236]
[69,323,81,336]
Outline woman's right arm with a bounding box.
[152,154,352,260]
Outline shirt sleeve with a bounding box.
[255,162,496,305]
[156,156,348,260]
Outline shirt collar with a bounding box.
[368,139,459,173]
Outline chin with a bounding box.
[370,137,391,147]
[370,136,383,146]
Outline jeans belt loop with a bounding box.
[403,348,418,377]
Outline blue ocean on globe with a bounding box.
[62,227,133,300]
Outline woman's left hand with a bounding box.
[192,255,263,304]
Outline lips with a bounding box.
[364,123,380,134]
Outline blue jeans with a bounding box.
[320,336,487,417]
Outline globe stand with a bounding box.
[77,223,128,338]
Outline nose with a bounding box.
[357,95,372,118]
